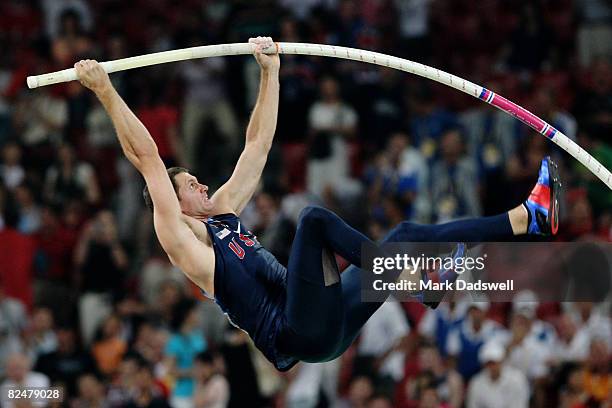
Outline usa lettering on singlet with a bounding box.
[202,213,297,371]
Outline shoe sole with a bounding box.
[546,158,561,235]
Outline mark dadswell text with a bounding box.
[372,279,515,292]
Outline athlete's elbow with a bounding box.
[134,139,159,158]
[248,136,273,152]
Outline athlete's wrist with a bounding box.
[93,83,115,102]
[261,66,280,76]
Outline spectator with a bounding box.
[14,183,42,234]
[0,141,25,190]
[394,0,432,61]
[85,98,117,149]
[500,307,549,381]
[446,301,505,380]
[252,188,296,265]
[0,282,27,377]
[364,132,430,222]
[551,313,591,364]
[43,142,101,207]
[74,210,128,344]
[151,279,186,329]
[559,365,590,408]
[459,92,522,214]
[505,135,549,205]
[417,386,444,408]
[72,373,109,408]
[417,343,464,408]
[92,314,128,376]
[115,155,144,243]
[277,17,318,142]
[35,325,96,397]
[51,8,93,69]
[126,359,171,408]
[12,86,67,151]
[41,0,92,39]
[430,129,481,222]
[575,0,612,66]
[23,306,58,363]
[140,254,188,309]
[179,54,239,176]
[512,291,557,349]
[418,301,468,357]
[33,205,79,321]
[1,352,50,408]
[355,300,410,384]
[360,68,405,147]
[193,351,230,408]
[307,76,360,200]
[336,375,375,408]
[284,360,341,407]
[466,341,529,408]
[499,292,557,382]
[107,353,141,406]
[407,87,458,150]
[566,302,612,349]
[581,338,611,405]
[532,88,577,142]
[164,298,207,408]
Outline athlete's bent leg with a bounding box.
[330,212,515,359]
[277,206,377,362]
[332,157,562,359]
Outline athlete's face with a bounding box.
[175,172,214,216]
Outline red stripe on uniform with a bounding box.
[529,184,550,209]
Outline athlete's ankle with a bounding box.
[508,205,529,235]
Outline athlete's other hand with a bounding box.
[74,59,112,95]
[250,36,280,72]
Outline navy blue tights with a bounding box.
[276,206,513,362]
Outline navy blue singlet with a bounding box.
[203,213,298,371]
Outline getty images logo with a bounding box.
[371,253,487,275]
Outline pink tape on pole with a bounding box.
[479,88,558,140]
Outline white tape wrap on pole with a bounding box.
[26,42,612,190]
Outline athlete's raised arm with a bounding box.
[214,37,280,215]
[75,60,211,289]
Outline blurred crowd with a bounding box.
[0,0,610,407]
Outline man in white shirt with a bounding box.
[307,76,361,199]
[1,352,50,408]
[500,290,554,380]
[357,300,410,382]
[551,313,592,363]
[467,341,529,408]
[446,301,506,380]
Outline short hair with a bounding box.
[143,167,190,212]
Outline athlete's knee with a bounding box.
[384,221,421,242]
[298,205,333,227]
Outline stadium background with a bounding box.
[0,0,610,407]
